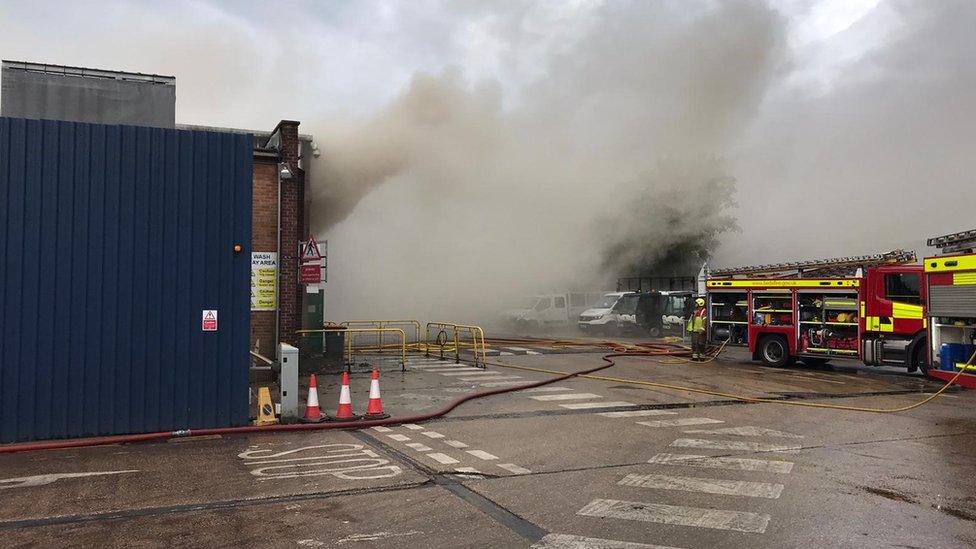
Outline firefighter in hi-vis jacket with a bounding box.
[690,297,707,360]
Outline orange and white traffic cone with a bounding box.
[334,371,359,420]
[364,368,389,419]
[303,374,325,423]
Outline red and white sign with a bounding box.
[300,235,323,285]
[301,235,322,262]
[300,264,321,285]
[202,309,218,332]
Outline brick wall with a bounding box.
[277,121,304,348]
[249,121,305,358]
[251,159,278,358]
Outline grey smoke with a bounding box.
[311,1,787,322]
[1,1,972,324]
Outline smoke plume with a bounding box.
[312,2,786,323]
[4,1,971,324]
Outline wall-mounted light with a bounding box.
[279,162,293,180]
[234,244,243,254]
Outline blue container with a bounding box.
[940,344,975,371]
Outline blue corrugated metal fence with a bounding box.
[0,117,252,443]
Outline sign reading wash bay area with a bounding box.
[251,252,278,311]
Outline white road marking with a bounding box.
[467,450,499,460]
[426,453,460,465]
[405,442,432,451]
[455,467,482,474]
[403,424,424,430]
[497,463,531,475]
[531,533,682,549]
[577,498,770,533]
[239,444,402,481]
[371,426,392,433]
[0,470,140,490]
[505,347,533,352]
[671,438,802,454]
[444,440,468,448]
[387,434,411,442]
[523,386,574,393]
[428,368,486,374]
[499,351,515,356]
[477,381,525,387]
[619,473,784,499]
[530,393,604,402]
[559,401,635,410]
[636,418,724,428]
[599,409,679,418]
[525,350,542,355]
[647,453,794,474]
[421,431,445,439]
[459,376,522,382]
[335,531,422,545]
[682,426,803,439]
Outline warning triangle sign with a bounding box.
[302,235,322,262]
[204,311,215,320]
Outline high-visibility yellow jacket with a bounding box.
[690,307,707,333]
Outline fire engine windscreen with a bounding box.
[309,2,782,323]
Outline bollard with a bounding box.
[278,343,299,420]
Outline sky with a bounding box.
[1,0,973,320]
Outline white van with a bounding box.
[577,292,628,333]
[503,292,607,328]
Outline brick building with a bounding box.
[250,121,308,358]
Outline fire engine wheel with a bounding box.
[647,326,662,338]
[912,343,929,375]
[759,336,791,368]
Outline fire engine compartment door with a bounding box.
[929,285,976,317]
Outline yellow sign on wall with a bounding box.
[251,252,277,311]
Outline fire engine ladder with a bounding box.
[927,228,976,255]
[709,250,917,278]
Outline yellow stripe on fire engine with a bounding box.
[953,272,976,285]
[866,316,894,333]
[706,279,859,288]
[891,302,924,320]
[924,254,976,273]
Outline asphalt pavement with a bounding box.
[1,344,974,548]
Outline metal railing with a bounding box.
[340,320,423,345]
[300,319,488,369]
[424,322,487,367]
[296,328,407,371]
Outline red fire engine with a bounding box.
[705,250,929,371]
[923,229,976,388]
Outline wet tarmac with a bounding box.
[1,343,974,548]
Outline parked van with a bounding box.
[503,292,607,329]
[608,291,695,337]
[578,292,628,333]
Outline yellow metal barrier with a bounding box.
[425,322,487,367]
[297,328,407,371]
[340,320,422,346]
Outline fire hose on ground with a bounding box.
[0,352,632,454]
[0,342,970,454]
[483,339,973,414]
